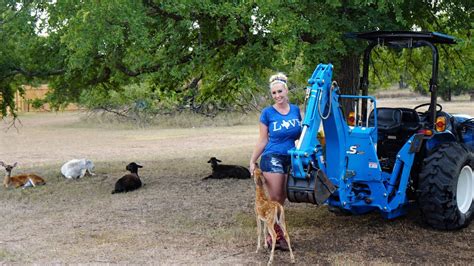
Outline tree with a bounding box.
[45,1,278,116]
[0,0,64,118]
[363,2,473,102]
[268,1,472,104]
[1,0,472,119]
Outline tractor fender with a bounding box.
[425,131,457,152]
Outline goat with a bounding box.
[0,161,46,188]
[61,159,95,179]
[203,157,251,180]
[254,165,294,265]
[111,162,143,194]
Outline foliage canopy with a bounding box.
[0,0,472,119]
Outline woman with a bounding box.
[249,72,302,250]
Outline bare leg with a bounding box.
[263,172,287,205]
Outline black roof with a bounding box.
[346,31,456,48]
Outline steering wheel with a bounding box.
[414,103,442,114]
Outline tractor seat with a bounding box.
[368,107,402,134]
[398,108,421,132]
[368,107,420,134]
[369,107,421,170]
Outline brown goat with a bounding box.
[0,161,46,188]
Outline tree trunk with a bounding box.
[444,88,452,102]
[335,54,360,117]
[470,91,474,101]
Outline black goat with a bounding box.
[203,157,251,180]
[111,162,143,194]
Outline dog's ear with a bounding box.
[0,161,4,167]
[12,162,17,168]
[216,158,222,163]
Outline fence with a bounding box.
[15,85,79,112]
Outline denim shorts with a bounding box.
[260,153,291,174]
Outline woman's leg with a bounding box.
[262,172,287,205]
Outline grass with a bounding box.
[1,152,473,264]
[78,111,259,129]
[0,249,17,261]
[1,94,473,264]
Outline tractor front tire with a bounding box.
[418,142,474,230]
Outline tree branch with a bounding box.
[2,67,65,79]
[115,53,193,77]
[143,1,184,21]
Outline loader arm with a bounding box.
[288,63,347,187]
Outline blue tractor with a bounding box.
[287,31,474,230]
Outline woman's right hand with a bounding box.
[249,162,257,176]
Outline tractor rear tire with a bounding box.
[418,142,474,230]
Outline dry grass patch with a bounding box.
[78,111,258,129]
[1,100,473,264]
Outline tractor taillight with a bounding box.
[418,129,433,136]
[348,112,356,126]
[435,116,446,132]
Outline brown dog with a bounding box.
[254,165,295,265]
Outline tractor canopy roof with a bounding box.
[347,31,456,48]
[345,31,456,125]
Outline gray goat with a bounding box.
[204,157,251,180]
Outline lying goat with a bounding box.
[61,159,95,179]
[0,161,46,188]
[111,162,143,194]
[203,157,251,180]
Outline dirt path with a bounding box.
[0,99,473,264]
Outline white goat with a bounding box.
[61,159,95,179]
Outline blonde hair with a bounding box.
[269,72,288,89]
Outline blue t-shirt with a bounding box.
[260,104,302,155]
